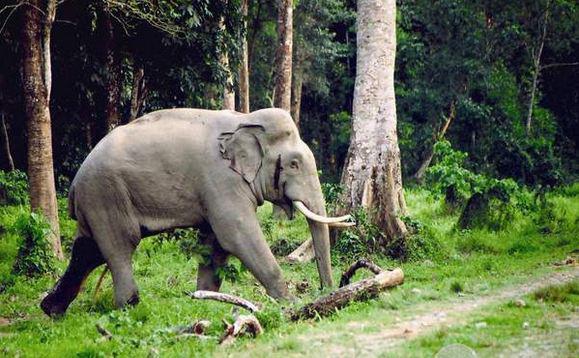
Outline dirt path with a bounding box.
[301,266,579,356]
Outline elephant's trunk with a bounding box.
[303,199,334,289]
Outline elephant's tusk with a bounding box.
[293,201,352,224]
[328,221,356,228]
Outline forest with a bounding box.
[0,0,578,356]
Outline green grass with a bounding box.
[0,186,577,357]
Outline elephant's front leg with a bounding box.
[207,204,290,300]
[196,230,229,292]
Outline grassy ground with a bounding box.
[0,186,577,357]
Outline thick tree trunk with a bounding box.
[238,0,250,113]
[273,0,293,111]
[21,0,62,259]
[100,8,121,133]
[340,0,407,241]
[0,113,15,171]
[128,61,146,122]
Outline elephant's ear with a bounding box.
[218,124,265,183]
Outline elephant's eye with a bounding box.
[290,159,300,170]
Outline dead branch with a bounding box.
[339,259,384,287]
[96,323,113,340]
[291,268,404,321]
[188,290,260,313]
[93,266,109,302]
[172,320,211,335]
[219,314,263,346]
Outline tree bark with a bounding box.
[128,60,146,122]
[273,0,293,111]
[238,0,250,113]
[100,7,121,133]
[412,101,456,181]
[0,113,15,171]
[21,0,62,259]
[340,0,407,241]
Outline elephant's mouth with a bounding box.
[280,196,296,219]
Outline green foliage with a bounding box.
[334,208,382,259]
[402,216,448,262]
[533,281,579,304]
[11,211,55,277]
[0,170,28,205]
[156,229,206,262]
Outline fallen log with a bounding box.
[95,323,113,341]
[290,267,404,321]
[339,258,384,287]
[220,314,263,346]
[187,290,260,313]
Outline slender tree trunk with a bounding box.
[412,101,456,181]
[128,61,146,122]
[21,0,62,259]
[100,8,121,133]
[222,52,236,110]
[291,69,303,127]
[340,0,407,241]
[0,113,15,171]
[273,0,293,111]
[238,0,250,113]
[526,0,550,136]
[272,0,293,219]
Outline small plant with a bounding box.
[0,170,28,205]
[334,208,382,258]
[11,211,55,277]
[450,280,463,293]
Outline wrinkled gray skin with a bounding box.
[40,108,333,317]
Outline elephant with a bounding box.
[40,108,352,317]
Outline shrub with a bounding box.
[11,211,56,277]
[334,208,382,258]
[0,170,28,205]
[402,216,448,262]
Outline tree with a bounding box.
[238,0,250,113]
[20,0,62,259]
[272,0,293,218]
[273,0,292,111]
[340,0,407,240]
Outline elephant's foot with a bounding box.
[114,284,140,308]
[40,291,72,318]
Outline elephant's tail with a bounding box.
[68,186,77,221]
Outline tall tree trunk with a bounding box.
[340,0,407,241]
[273,0,293,111]
[21,0,62,259]
[0,113,15,171]
[100,8,121,133]
[272,0,293,219]
[222,52,236,110]
[238,0,250,113]
[526,0,550,136]
[412,101,456,181]
[291,68,303,127]
[128,60,146,122]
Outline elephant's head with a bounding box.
[218,108,352,289]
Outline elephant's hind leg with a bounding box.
[40,236,105,317]
[196,231,229,292]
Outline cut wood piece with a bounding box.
[339,259,384,287]
[287,238,315,263]
[290,268,404,320]
[220,314,263,346]
[188,290,260,313]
